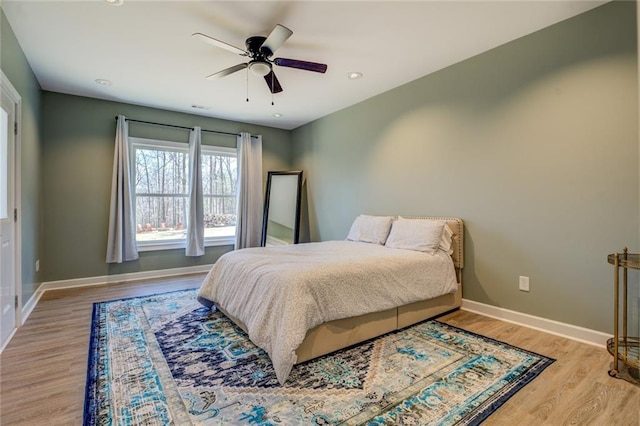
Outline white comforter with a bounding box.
[197,240,458,384]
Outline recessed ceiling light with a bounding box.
[273,113,283,118]
[348,72,363,80]
[95,79,112,86]
[191,104,211,110]
[105,0,123,5]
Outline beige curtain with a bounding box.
[234,132,263,249]
[106,115,138,263]
[186,126,204,256]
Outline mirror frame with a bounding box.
[261,171,304,247]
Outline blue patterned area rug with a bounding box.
[83,289,554,425]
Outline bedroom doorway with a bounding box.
[0,72,19,351]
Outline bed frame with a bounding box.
[219,216,464,365]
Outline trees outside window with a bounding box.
[130,137,237,249]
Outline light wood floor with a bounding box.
[0,275,638,425]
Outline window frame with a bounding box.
[129,136,237,252]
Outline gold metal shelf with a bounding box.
[607,337,640,374]
[607,253,640,270]
[607,248,640,378]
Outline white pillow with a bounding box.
[397,217,454,254]
[346,215,393,245]
[441,224,454,255]
[385,218,446,255]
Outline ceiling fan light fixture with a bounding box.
[249,61,272,77]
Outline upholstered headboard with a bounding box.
[395,216,464,281]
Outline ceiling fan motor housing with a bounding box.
[246,36,271,57]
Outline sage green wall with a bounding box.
[41,91,291,282]
[0,10,43,302]
[292,1,639,334]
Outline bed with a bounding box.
[197,216,463,384]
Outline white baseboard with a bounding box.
[6,265,213,352]
[40,264,213,291]
[0,288,43,353]
[21,288,44,325]
[461,299,611,348]
[0,327,17,354]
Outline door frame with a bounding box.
[1,70,22,347]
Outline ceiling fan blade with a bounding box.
[263,71,283,93]
[192,32,248,56]
[206,63,248,80]
[274,57,327,73]
[260,24,293,56]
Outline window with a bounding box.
[130,137,237,250]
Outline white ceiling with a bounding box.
[2,0,608,130]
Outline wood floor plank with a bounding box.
[1,275,638,425]
[438,310,640,425]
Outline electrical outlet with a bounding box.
[519,276,530,292]
[35,260,40,272]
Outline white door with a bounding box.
[0,82,16,348]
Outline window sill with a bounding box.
[137,237,235,252]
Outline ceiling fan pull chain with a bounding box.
[271,71,275,106]
[246,67,249,102]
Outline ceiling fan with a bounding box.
[193,24,327,94]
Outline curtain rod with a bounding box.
[114,116,258,138]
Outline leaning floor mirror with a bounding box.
[261,171,303,247]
